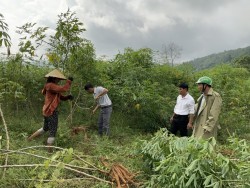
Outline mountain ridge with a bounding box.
[184,46,250,70]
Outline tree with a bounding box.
[0,13,11,55]
[161,42,182,66]
[16,22,48,58]
[233,55,250,71]
[48,9,86,71]
[114,47,154,68]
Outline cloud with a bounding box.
[1,0,250,62]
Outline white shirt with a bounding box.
[94,86,112,107]
[198,94,205,115]
[174,93,195,115]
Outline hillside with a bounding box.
[185,46,250,70]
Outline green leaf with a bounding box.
[203,175,212,186]
[186,173,196,187]
[68,147,74,154]
[44,160,50,169]
[214,182,220,188]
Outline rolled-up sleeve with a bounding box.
[188,98,195,114]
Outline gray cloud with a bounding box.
[1,0,250,62]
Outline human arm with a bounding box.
[187,114,194,129]
[60,94,74,101]
[170,97,178,123]
[46,80,72,93]
[92,104,100,114]
[203,94,222,132]
[187,97,195,129]
[95,88,108,100]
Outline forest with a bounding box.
[0,10,250,188]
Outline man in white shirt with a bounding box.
[84,83,112,136]
[170,83,195,137]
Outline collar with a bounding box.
[181,93,189,98]
[206,88,213,96]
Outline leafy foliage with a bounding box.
[140,129,250,188]
[16,22,48,57]
[104,48,190,131]
[186,46,250,70]
[48,8,86,71]
[0,13,11,48]
[233,55,250,71]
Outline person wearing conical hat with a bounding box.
[193,76,222,139]
[28,69,74,152]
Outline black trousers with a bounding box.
[43,110,58,137]
[170,114,189,137]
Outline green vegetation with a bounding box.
[185,46,250,70]
[140,129,250,188]
[0,10,250,187]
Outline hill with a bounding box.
[184,46,250,70]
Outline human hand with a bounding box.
[68,76,73,81]
[204,129,210,133]
[187,123,193,129]
[95,95,100,100]
[170,117,173,123]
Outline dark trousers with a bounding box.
[170,114,189,137]
[43,110,58,137]
[98,106,112,136]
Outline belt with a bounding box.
[101,105,112,109]
[174,114,188,117]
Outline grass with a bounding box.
[0,110,151,187]
[1,108,249,187]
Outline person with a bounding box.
[193,76,222,139]
[169,83,195,137]
[28,69,73,152]
[84,83,112,136]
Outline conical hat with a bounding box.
[45,69,66,80]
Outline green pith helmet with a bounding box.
[196,76,212,86]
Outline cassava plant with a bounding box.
[139,128,250,188]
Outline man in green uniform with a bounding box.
[193,76,222,139]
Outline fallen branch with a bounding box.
[0,164,113,185]
[9,177,92,182]
[0,147,100,172]
[73,153,108,174]
[11,145,106,173]
[0,104,9,178]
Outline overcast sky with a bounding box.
[1,0,250,62]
